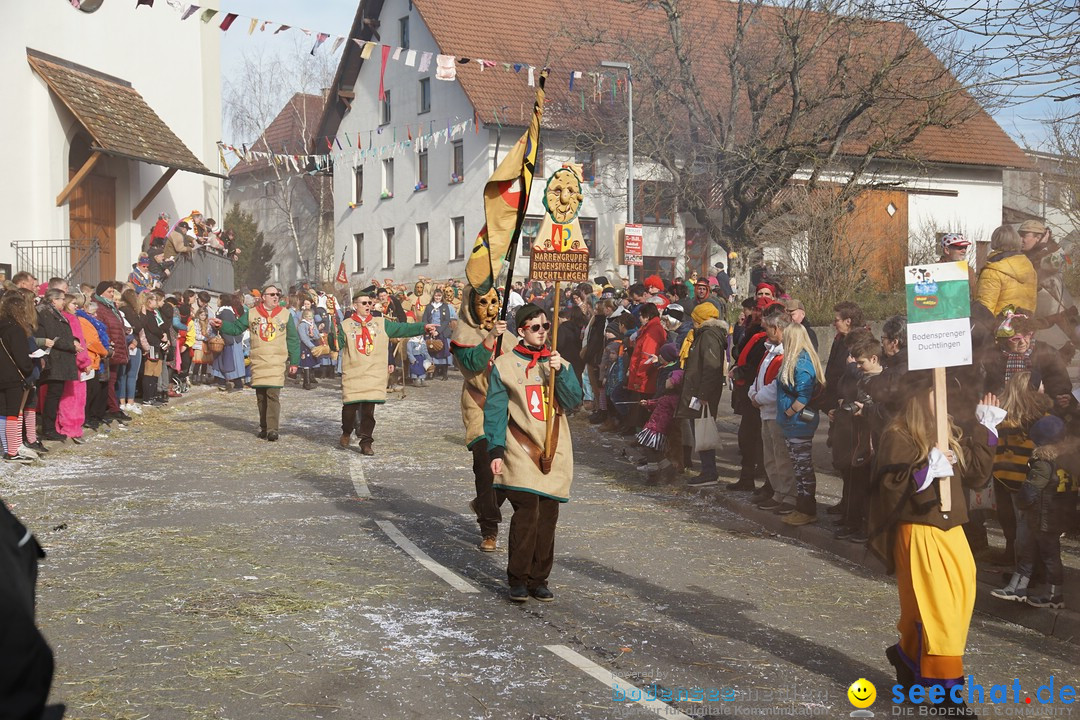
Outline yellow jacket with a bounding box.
[975,251,1037,316]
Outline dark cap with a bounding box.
[515,303,546,328]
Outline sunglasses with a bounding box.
[263,292,281,297]
[357,300,372,305]
[524,322,552,332]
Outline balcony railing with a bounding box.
[10,238,101,286]
[160,248,236,294]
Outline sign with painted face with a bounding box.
[529,165,591,282]
[904,261,972,371]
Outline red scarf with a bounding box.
[516,343,551,372]
[351,312,374,355]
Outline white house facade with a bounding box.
[319,0,1027,291]
[2,1,222,284]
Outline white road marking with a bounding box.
[375,520,481,594]
[544,644,694,720]
[349,455,371,498]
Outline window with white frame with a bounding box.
[416,223,429,265]
[353,233,364,273]
[353,166,363,205]
[271,263,281,282]
[383,228,395,269]
[452,217,465,260]
[416,150,428,190]
[520,215,542,257]
[451,140,464,183]
[382,159,394,198]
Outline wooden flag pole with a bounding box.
[543,281,563,461]
[933,366,952,513]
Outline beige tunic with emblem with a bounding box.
[248,308,291,388]
[339,314,392,404]
[452,322,518,447]
[491,351,574,502]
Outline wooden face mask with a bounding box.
[472,288,500,331]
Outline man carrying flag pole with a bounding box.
[454,71,548,557]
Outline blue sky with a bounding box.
[212,0,1055,148]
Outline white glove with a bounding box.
[975,404,1007,440]
[916,447,954,493]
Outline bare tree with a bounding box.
[223,39,337,282]
[567,0,982,263]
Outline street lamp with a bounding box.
[600,60,634,280]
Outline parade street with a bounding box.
[6,378,1079,720]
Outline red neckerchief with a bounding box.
[254,303,283,321]
[350,312,374,354]
[514,343,551,372]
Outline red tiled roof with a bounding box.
[231,93,327,176]
[323,0,1028,170]
[27,49,214,177]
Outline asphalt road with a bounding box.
[4,375,1079,720]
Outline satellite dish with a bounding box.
[75,0,106,12]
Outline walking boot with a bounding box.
[990,572,1030,602]
[339,434,351,449]
[302,369,311,390]
[359,440,374,456]
[724,478,756,491]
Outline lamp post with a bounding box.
[600,60,634,282]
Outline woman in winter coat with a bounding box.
[141,290,169,406]
[626,302,667,399]
[74,293,110,431]
[422,287,456,380]
[0,291,38,462]
[211,293,246,392]
[975,224,1038,317]
[57,294,92,441]
[677,302,728,486]
[297,309,322,390]
[35,288,80,442]
[868,380,995,715]
[118,289,143,413]
[776,322,826,525]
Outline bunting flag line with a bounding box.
[465,70,547,295]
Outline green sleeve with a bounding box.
[483,364,510,456]
[555,363,584,411]
[219,308,249,336]
[286,315,301,366]
[336,323,347,349]
[385,319,426,339]
[452,341,494,372]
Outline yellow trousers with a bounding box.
[894,523,975,682]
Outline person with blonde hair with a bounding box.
[868,378,996,715]
[776,322,825,525]
[975,224,1037,316]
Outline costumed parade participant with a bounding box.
[484,304,582,602]
[451,286,518,552]
[868,375,999,716]
[213,285,299,441]
[336,289,435,454]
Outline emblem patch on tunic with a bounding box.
[526,384,547,421]
[253,317,278,342]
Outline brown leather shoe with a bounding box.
[782,511,817,526]
[339,434,351,448]
[359,441,374,456]
[478,536,497,552]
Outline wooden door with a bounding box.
[69,172,116,281]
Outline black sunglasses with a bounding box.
[263,292,281,297]
[525,322,551,332]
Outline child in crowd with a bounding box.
[832,330,884,543]
[635,344,685,484]
[989,370,1052,575]
[406,333,432,386]
[297,309,322,390]
[994,414,1075,608]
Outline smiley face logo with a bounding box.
[847,678,876,709]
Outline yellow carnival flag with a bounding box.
[466,70,547,294]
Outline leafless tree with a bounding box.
[223,39,337,282]
[566,0,982,263]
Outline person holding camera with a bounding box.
[777,322,826,526]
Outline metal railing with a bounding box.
[10,238,101,286]
[160,248,236,294]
